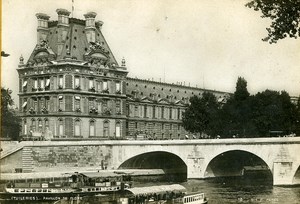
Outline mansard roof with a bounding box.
[126,77,231,105]
[27,18,118,65]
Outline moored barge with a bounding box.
[0,171,130,201]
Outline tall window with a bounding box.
[58,76,63,88]
[22,98,27,112]
[58,119,64,136]
[38,119,42,132]
[153,106,156,118]
[103,81,108,90]
[34,79,38,89]
[89,78,94,89]
[74,119,81,137]
[89,98,95,110]
[161,106,164,119]
[97,100,102,113]
[33,99,38,112]
[65,95,73,111]
[74,76,80,88]
[65,75,73,89]
[103,121,109,137]
[169,107,172,119]
[134,105,138,117]
[31,119,36,132]
[45,78,50,90]
[45,119,49,129]
[75,96,81,111]
[116,122,121,137]
[22,79,28,92]
[116,82,120,93]
[116,100,121,114]
[45,97,50,111]
[144,105,147,118]
[89,120,95,137]
[24,120,27,135]
[39,78,44,89]
[58,96,63,111]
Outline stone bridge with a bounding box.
[1,137,300,186]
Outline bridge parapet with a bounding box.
[0,137,299,186]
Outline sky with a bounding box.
[2,0,300,105]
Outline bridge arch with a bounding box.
[118,151,187,180]
[203,150,273,180]
[292,165,300,185]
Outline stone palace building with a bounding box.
[18,9,229,140]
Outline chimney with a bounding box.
[35,13,50,43]
[56,9,71,56]
[84,12,97,43]
[56,8,71,26]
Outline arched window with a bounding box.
[116,122,121,137]
[103,120,109,137]
[89,120,95,137]
[74,119,81,137]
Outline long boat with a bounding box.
[0,171,130,201]
[119,184,208,204]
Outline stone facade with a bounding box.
[18,9,230,140]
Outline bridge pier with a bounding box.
[186,156,205,179]
[273,161,295,186]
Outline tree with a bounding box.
[182,92,220,136]
[251,90,297,136]
[1,88,21,140]
[221,77,253,137]
[246,0,300,43]
[234,77,250,101]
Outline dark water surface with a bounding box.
[1,178,300,203]
[136,177,300,204]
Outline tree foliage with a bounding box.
[1,88,21,140]
[182,92,219,135]
[246,0,300,43]
[183,77,298,138]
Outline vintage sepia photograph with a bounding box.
[1,0,300,203]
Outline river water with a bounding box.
[134,177,300,204]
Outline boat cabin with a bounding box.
[120,184,187,204]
